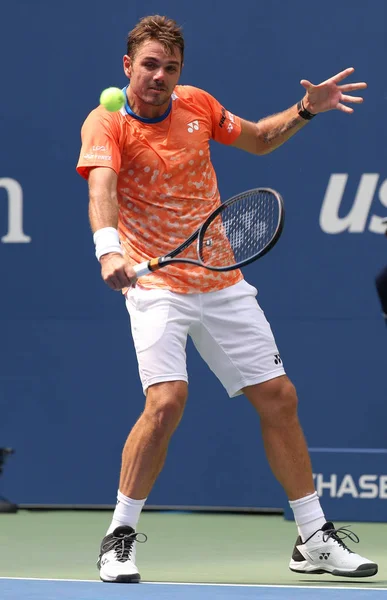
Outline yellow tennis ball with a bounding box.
[99,87,125,112]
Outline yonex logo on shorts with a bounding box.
[274,354,282,365]
[187,120,199,133]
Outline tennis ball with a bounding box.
[99,87,125,112]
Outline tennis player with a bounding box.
[76,15,377,583]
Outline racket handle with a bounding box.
[133,261,152,277]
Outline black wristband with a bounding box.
[297,99,316,121]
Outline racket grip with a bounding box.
[133,261,152,277]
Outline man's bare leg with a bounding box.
[243,375,314,500]
[119,380,188,499]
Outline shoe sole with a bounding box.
[100,574,141,583]
[289,562,378,578]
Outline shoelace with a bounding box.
[102,531,147,563]
[323,525,359,553]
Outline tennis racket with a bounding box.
[133,187,284,277]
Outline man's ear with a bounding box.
[123,55,132,78]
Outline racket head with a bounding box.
[197,187,285,271]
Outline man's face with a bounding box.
[124,40,182,108]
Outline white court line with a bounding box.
[0,577,386,591]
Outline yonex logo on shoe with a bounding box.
[187,120,199,133]
[319,553,330,560]
[274,354,282,365]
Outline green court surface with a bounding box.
[0,511,385,587]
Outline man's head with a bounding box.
[126,15,184,65]
[123,16,184,113]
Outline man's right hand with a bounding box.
[99,253,138,290]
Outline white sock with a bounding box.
[106,491,146,535]
[289,491,326,542]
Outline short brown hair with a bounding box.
[127,15,184,64]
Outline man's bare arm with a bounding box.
[231,67,366,156]
[88,167,137,290]
[88,167,119,231]
[232,105,306,156]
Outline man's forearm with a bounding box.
[89,191,123,261]
[88,190,119,233]
[87,168,123,261]
[256,104,309,153]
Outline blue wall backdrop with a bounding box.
[1,0,386,512]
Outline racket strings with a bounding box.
[200,190,280,268]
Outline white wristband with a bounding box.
[93,227,124,261]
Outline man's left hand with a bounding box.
[301,67,367,115]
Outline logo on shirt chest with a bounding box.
[187,120,200,133]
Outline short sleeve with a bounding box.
[76,108,122,180]
[192,88,241,145]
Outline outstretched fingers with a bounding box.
[341,94,364,104]
[339,82,367,92]
[300,79,312,90]
[300,68,367,114]
[330,67,355,83]
[336,103,354,114]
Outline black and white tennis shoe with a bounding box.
[289,521,378,578]
[97,525,147,583]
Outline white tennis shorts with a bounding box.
[125,279,285,397]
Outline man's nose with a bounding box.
[153,68,165,81]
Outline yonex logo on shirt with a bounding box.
[187,120,199,133]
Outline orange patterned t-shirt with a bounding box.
[76,84,244,294]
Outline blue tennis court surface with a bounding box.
[1,579,386,600]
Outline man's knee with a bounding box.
[143,381,188,433]
[244,375,298,422]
